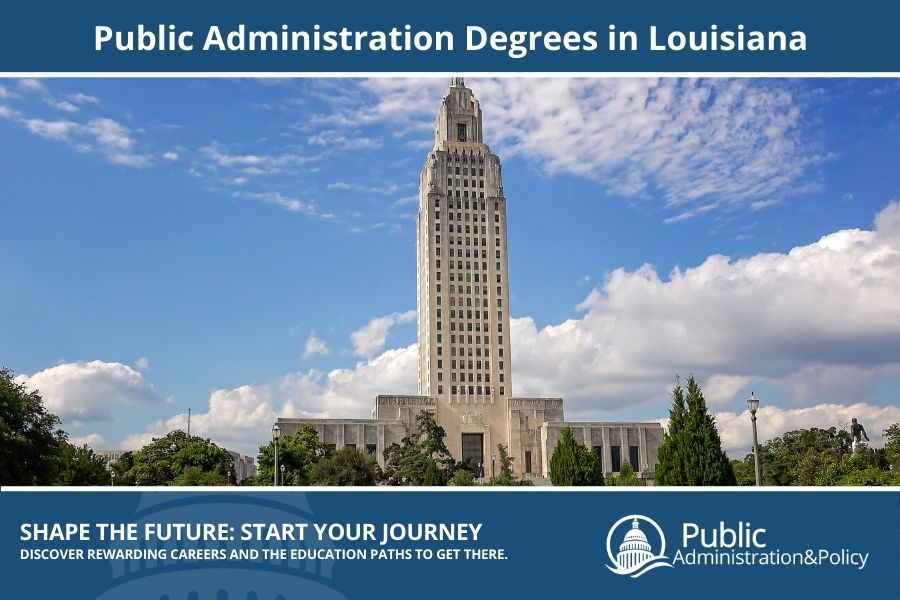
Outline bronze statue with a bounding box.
[850,418,869,452]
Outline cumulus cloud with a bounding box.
[125,345,418,453]
[511,201,900,416]
[163,151,179,161]
[303,332,329,359]
[350,310,416,358]
[134,357,150,372]
[15,361,165,423]
[716,402,900,456]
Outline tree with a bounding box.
[382,411,455,486]
[448,468,477,486]
[310,447,380,486]
[54,442,110,486]
[115,430,235,486]
[257,424,331,486]
[549,426,604,486]
[751,427,851,486]
[611,462,642,486]
[173,466,229,486]
[485,444,533,486]
[730,459,756,486]
[655,375,735,486]
[882,424,900,471]
[0,368,64,485]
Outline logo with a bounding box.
[606,514,673,578]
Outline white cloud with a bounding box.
[18,115,150,167]
[15,361,165,423]
[125,345,418,453]
[18,78,45,92]
[54,100,79,113]
[303,332,329,358]
[26,118,76,140]
[702,375,751,407]
[716,402,900,456]
[163,151,179,161]
[338,78,819,218]
[0,105,12,119]
[511,201,900,417]
[350,310,416,358]
[70,433,105,448]
[69,92,100,105]
[134,357,150,372]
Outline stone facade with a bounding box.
[275,79,663,483]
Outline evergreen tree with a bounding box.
[549,426,604,486]
[310,447,380,486]
[485,443,533,486]
[382,411,455,485]
[656,375,735,486]
[611,462,642,486]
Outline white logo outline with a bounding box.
[606,514,674,578]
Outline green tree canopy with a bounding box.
[549,426,604,486]
[54,441,111,486]
[256,424,332,486]
[655,375,736,486]
[0,368,64,485]
[310,447,381,486]
[113,430,235,486]
[610,462,642,486]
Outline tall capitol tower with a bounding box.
[277,78,664,481]
[416,78,513,462]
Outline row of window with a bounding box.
[434,199,501,212]
[438,359,505,370]
[435,212,501,226]
[435,234,503,255]
[434,342,507,356]
[439,248,495,259]
[447,151,484,164]
[437,385,506,396]
[439,270,502,284]
[451,166,485,176]
[437,309,504,320]
[448,178,485,189]
[437,296,503,308]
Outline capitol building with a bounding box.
[277,79,663,482]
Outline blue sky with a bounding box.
[2,77,899,456]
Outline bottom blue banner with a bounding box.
[2,489,897,599]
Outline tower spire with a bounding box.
[451,76,465,87]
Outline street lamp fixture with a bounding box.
[490,451,496,479]
[747,392,761,486]
[280,464,285,487]
[272,423,281,487]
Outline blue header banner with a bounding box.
[0,0,899,73]
[2,488,898,599]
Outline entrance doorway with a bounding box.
[461,433,484,476]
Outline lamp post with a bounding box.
[747,392,761,486]
[280,464,285,487]
[490,451,496,479]
[110,469,116,487]
[272,423,281,487]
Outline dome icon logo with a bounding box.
[606,514,674,578]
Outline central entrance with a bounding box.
[461,433,484,475]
